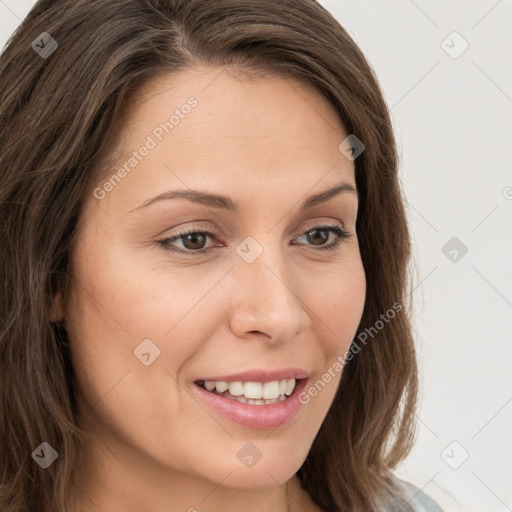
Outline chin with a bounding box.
[214,463,300,490]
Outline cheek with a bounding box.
[298,255,365,413]
[63,250,195,462]
[62,233,165,411]
[309,255,366,355]
[65,224,202,345]
[63,229,222,425]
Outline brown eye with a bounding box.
[158,228,217,254]
[304,228,330,246]
[294,225,350,251]
[180,232,208,250]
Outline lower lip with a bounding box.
[191,379,308,429]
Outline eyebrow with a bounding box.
[130,180,357,214]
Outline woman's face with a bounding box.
[60,65,366,504]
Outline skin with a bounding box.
[52,65,366,512]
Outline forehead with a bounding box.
[90,65,355,214]
[116,64,346,150]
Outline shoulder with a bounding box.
[391,476,445,512]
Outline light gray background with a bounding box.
[1,1,511,511]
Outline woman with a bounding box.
[0,0,444,511]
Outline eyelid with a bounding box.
[162,218,348,239]
[293,218,346,237]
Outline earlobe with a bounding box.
[49,290,65,323]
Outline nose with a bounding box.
[227,237,312,343]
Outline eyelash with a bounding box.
[157,223,351,256]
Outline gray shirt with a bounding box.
[394,477,444,512]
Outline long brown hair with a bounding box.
[0,1,417,510]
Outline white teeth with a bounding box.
[215,381,229,393]
[204,381,216,391]
[228,381,244,396]
[285,378,295,396]
[262,380,281,399]
[201,378,297,401]
[244,382,263,399]
[248,399,265,405]
[224,394,287,405]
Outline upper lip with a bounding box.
[195,368,310,383]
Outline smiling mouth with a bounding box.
[195,378,300,405]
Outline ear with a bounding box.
[49,290,65,323]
